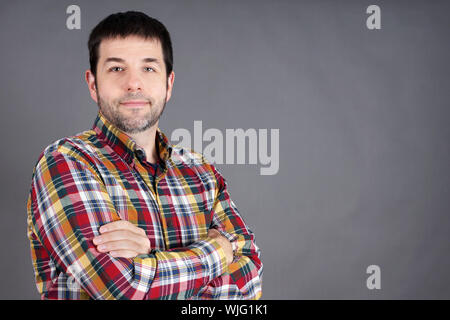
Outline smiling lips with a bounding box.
[120,100,149,107]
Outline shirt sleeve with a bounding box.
[27,147,228,300]
[191,164,263,300]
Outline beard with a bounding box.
[96,90,167,134]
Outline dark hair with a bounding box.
[88,11,173,79]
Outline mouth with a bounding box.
[120,100,149,107]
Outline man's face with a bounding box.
[86,35,175,134]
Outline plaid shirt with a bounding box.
[26,112,263,300]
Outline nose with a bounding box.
[125,71,143,92]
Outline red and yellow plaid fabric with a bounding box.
[27,112,263,300]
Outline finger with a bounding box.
[94,223,150,256]
[95,230,150,249]
[207,228,221,238]
[99,220,147,237]
[110,250,139,259]
[94,230,135,245]
[99,220,133,233]
[94,231,150,255]
[96,239,145,253]
[135,226,147,236]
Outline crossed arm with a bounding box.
[92,221,233,264]
[27,149,263,299]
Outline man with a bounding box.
[26,11,263,300]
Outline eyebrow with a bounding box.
[103,57,160,65]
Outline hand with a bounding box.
[93,220,151,259]
[207,228,233,265]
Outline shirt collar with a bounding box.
[92,111,173,166]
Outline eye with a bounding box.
[145,67,155,72]
[109,66,124,72]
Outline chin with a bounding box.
[126,118,153,130]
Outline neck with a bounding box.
[128,123,159,164]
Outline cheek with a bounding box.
[98,83,122,102]
[149,75,169,91]
[143,83,167,100]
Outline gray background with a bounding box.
[0,0,449,299]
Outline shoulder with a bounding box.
[32,130,101,174]
[170,144,214,173]
[169,144,227,186]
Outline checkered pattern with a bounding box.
[27,112,263,300]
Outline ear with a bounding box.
[85,69,98,103]
[165,71,175,103]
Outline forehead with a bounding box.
[98,35,163,60]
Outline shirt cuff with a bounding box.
[132,254,157,299]
[189,237,228,283]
